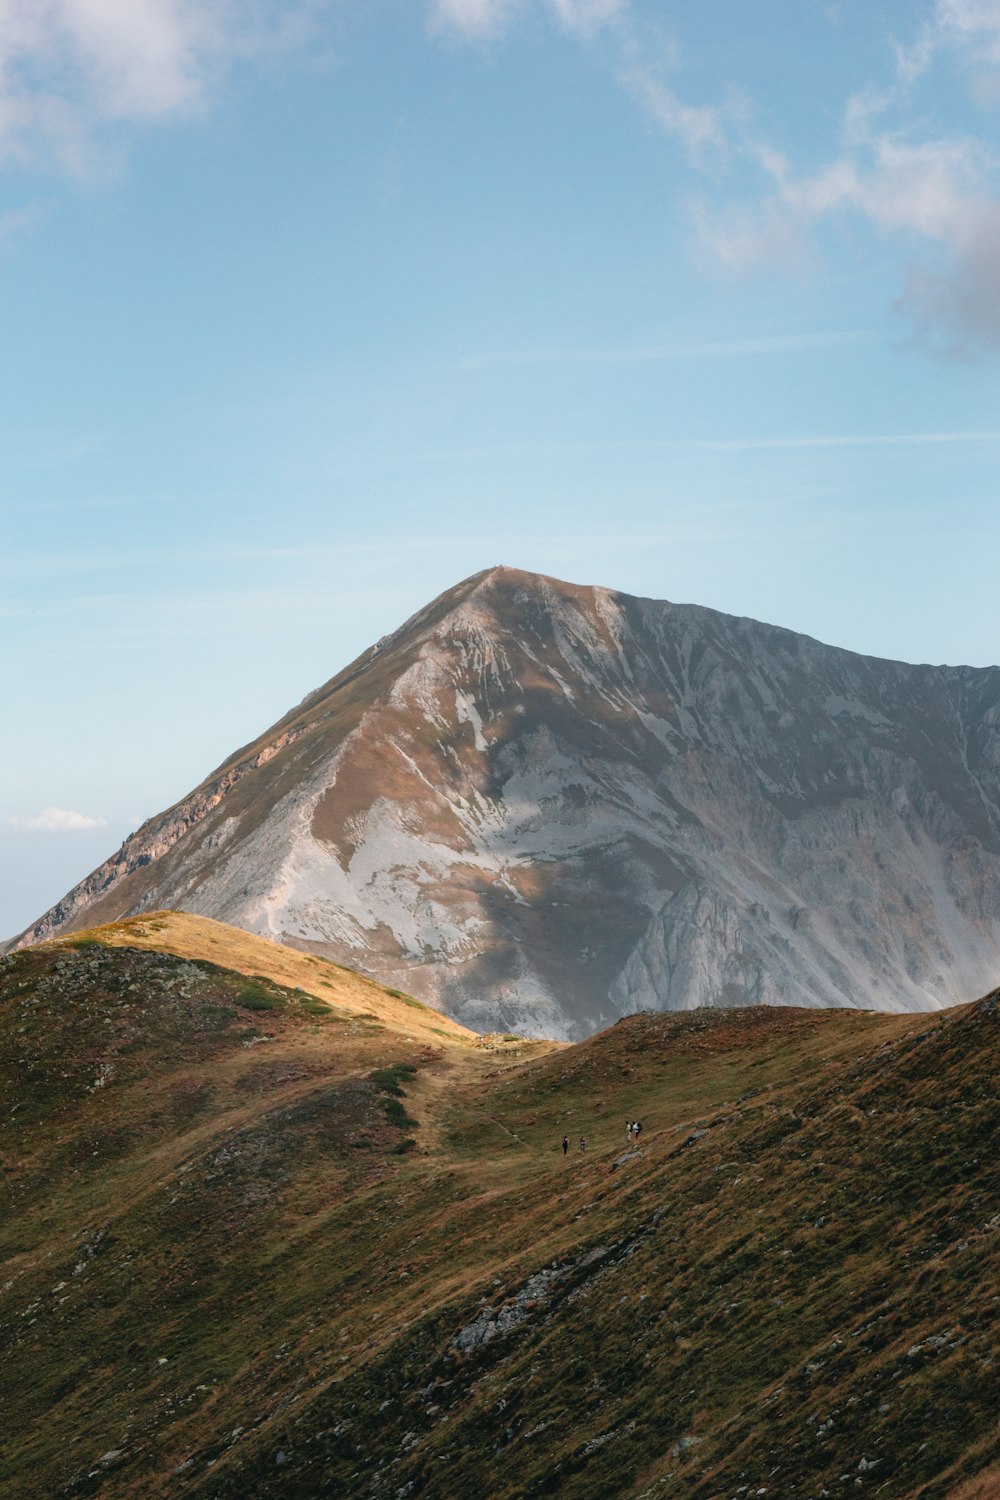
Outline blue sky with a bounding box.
[3,0,1000,938]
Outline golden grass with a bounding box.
[43,910,478,1046]
[948,1471,1000,1499]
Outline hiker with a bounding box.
[634,1120,642,1139]
[579,1136,587,1152]
[626,1121,632,1140]
[562,1135,569,1155]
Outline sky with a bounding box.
[2,0,1000,939]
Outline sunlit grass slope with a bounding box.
[56,911,478,1045]
[1,916,998,1498]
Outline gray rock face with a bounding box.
[10,566,1000,1038]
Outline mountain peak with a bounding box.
[10,572,1000,1038]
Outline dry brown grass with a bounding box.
[42,910,478,1045]
[3,919,1000,1499]
[948,1469,1000,1498]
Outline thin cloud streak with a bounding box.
[0,546,213,581]
[461,330,875,369]
[696,430,1000,451]
[228,524,738,562]
[415,430,1000,462]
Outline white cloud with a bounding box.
[766,134,990,242]
[0,0,322,170]
[741,130,1000,354]
[427,0,523,41]
[637,2,1000,357]
[937,0,1000,60]
[689,196,809,276]
[619,67,727,164]
[427,0,625,42]
[9,805,108,831]
[424,0,1000,356]
[548,0,627,38]
[932,0,1000,104]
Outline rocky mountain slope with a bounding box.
[10,566,1000,1037]
[2,915,999,1497]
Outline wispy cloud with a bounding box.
[548,0,627,39]
[616,60,728,166]
[460,330,873,370]
[0,546,202,581]
[0,1,323,172]
[689,129,1000,312]
[935,0,1000,64]
[427,0,626,42]
[695,430,1000,451]
[442,0,1000,358]
[427,0,523,41]
[0,198,51,240]
[8,806,107,832]
[687,194,812,277]
[670,3,1000,355]
[403,428,1000,463]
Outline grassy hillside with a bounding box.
[70,911,477,1044]
[1,915,998,1497]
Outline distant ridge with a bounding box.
[11,565,1000,1037]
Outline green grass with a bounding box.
[382,986,423,1009]
[368,1062,421,1129]
[235,981,285,1011]
[368,1061,419,1096]
[381,1096,419,1130]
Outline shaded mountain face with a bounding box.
[12,566,1000,1037]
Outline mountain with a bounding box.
[2,915,1000,1497]
[10,566,1000,1038]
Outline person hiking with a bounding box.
[562,1135,569,1155]
[579,1136,587,1152]
[626,1121,632,1140]
[634,1120,642,1139]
